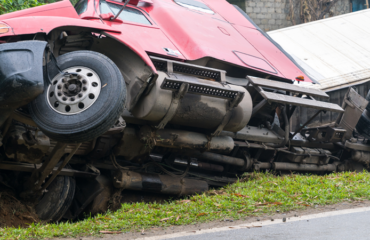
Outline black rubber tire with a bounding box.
[35,176,75,222]
[356,110,370,139]
[29,51,126,143]
[365,90,370,112]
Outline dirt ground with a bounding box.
[0,186,39,228]
[0,187,170,229]
[68,200,370,240]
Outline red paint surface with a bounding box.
[0,0,313,82]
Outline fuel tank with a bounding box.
[131,71,252,132]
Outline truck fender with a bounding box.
[2,16,120,36]
[0,41,47,109]
[2,16,157,73]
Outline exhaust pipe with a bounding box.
[272,162,337,172]
[174,158,224,172]
[113,170,209,196]
[192,151,245,167]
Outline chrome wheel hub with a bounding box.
[47,66,101,115]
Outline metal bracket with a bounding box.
[156,83,189,129]
[41,143,81,192]
[21,142,81,197]
[21,142,67,197]
[212,93,243,136]
[291,110,322,138]
[335,88,368,140]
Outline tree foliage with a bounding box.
[288,0,340,25]
[0,0,44,15]
[0,0,77,15]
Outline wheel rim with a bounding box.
[47,66,102,115]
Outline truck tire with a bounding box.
[29,51,126,143]
[356,110,370,139]
[35,175,75,222]
[365,90,370,112]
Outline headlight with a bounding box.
[0,23,10,34]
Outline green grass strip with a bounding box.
[1,171,370,239]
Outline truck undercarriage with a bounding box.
[1,0,370,224]
[1,38,370,223]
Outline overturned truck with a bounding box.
[1,0,370,222]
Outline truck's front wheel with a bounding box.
[29,51,126,143]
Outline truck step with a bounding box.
[248,77,329,98]
[261,91,343,113]
[151,56,226,82]
[248,76,344,113]
[161,77,243,101]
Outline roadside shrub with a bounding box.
[0,0,78,15]
[0,0,44,14]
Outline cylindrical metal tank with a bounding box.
[113,170,209,196]
[131,71,253,132]
[139,126,235,152]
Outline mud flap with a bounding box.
[0,41,47,110]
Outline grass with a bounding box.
[1,171,370,239]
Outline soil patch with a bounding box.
[0,186,39,228]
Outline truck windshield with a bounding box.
[100,0,152,25]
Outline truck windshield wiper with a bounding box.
[111,0,129,20]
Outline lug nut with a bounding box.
[70,97,75,101]
[82,80,87,84]
[58,92,62,96]
[62,97,67,101]
[57,85,62,89]
[78,93,83,98]
[83,87,87,91]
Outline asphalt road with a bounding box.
[167,210,370,240]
